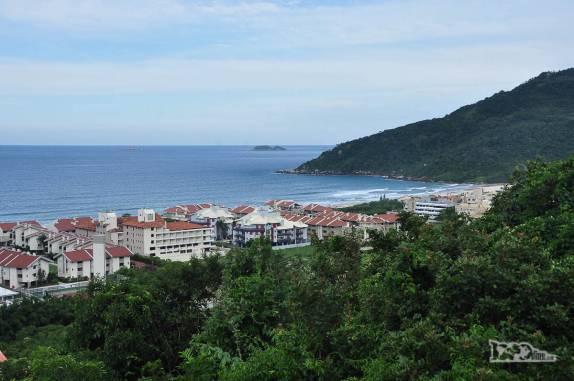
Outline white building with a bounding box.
[55,235,132,279]
[12,222,50,253]
[163,204,212,220]
[123,209,214,261]
[0,249,53,289]
[413,200,455,220]
[233,208,309,248]
[190,206,234,240]
[0,223,16,247]
[95,211,125,246]
[455,185,506,218]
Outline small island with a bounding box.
[253,145,287,151]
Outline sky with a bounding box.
[0,0,573,145]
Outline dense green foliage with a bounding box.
[0,298,74,343]
[297,69,574,182]
[2,156,574,380]
[337,198,403,214]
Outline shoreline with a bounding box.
[275,169,474,185]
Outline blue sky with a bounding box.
[0,0,573,145]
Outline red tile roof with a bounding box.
[303,203,333,213]
[74,221,97,232]
[105,246,132,258]
[231,205,255,215]
[122,215,165,229]
[282,213,347,228]
[164,204,211,215]
[55,217,95,232]
[375,213,400,223]
[20,221,42,228]
[63,245,133,262]
[0,222,16,232]
[0,249,42,268]
[165,221,205,231]
[63,249,93,262]
[0,350,7,362]
[265,200,297,209]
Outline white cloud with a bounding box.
[0,40,571,96]
[0,0,281,28]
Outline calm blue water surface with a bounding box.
[0,146,470,224]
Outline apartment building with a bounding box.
[230,205,256,218]
[0,223,16,247]
[163,204,212,220]
[55,235,132,279]
[12,222,50,252]
[265,200,302,212]
[455,185,506,218]
[282,213,348,240]
[95,212,125,246]
[189,206,234,240]
[302,203,333,216]
[0,249,53,289]
[233,208,308,248]
[54,217,96,233]
[123,209,214,261]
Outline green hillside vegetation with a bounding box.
[296,69,574,183]
[1,156,574,380]
[336,198,403,215]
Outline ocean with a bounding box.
[0,145,471,224]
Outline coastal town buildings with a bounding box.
[0,249,53,289]
[55,235,132,279]
[189,206,234,240]
[0,223,16,247]
[95,212,125,246]
[455,185,506,218]
[54,217,96,233]
[12,221,49,252]
[302,203,333,216]
[282,213,349,239]
[230,205,256,218]
[401,185,505,220]
[163,204,212,221]
[123,209,214,261]
[233,208,309,248]
[265,200,302,212]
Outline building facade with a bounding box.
[233,208,309,248]
[123,209,214,261]
[56,235,132,279]
[0,249,53,289]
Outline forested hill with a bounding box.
[296,68,574,183]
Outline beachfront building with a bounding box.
[123,209,214,261]
[0,223,16,247]
[55,235,132,279]
[163,204,212,221]
[410,199,455,221]
[54,217,96,233]
[230,205,256,218]
[302,203,333,216]
[282,213,348,240]
[46,234,92,258]
[189,206,234,240]
[0,249,53,289]
[455,185,506,218]
[95,212,125,246]
[12,222,49,253]
[265,200,302,212]
[233,208,309,248]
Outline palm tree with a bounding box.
[215,219,228,241]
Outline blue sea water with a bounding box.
[0,146,471,224]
